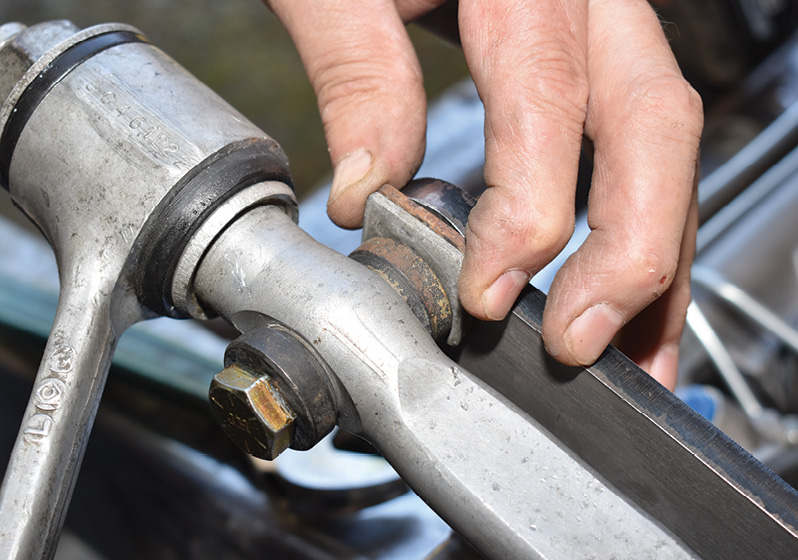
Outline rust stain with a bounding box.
[378,185,466,253]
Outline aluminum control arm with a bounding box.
[191,204,698,560]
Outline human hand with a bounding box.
[265,0,703,390]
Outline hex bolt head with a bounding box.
[209,364,296,460]
[223,325,338,452]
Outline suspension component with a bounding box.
[0,20,296,559]
[351,181,474,345]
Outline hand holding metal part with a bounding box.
[267,0,703,389]
[195,177,798,560]
[1,19,797,560]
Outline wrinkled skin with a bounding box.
[264,0,703,390]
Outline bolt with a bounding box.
[209,364,296,460]
[0,21,80,108]
[0,22,26,44]
[222,325,338,452]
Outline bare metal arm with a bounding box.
[192,205,695,560]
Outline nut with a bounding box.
[223,325,338,451]
[209,364,296,460]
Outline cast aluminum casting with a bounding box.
[192,204,698,560]
[0,20,295,559]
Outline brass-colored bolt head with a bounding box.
[209,364,296,460]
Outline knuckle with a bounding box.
[627,74,704,140]
[314,53,422,116]
[515,42,589,125]
[468,187,574,266]
[525,209,575,259]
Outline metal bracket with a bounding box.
[361,182,470,345]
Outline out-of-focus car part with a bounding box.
[651,0,798,90]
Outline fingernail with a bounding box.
[649,343,679,390]
[330,149,372,203]
[482,270,530,320]
[564,304,625,365]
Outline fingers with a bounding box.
[266,0,428,228]
[612,190,698,390]
[541,0,703,382]
[457,0,590,320]
[267,0,701,388]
